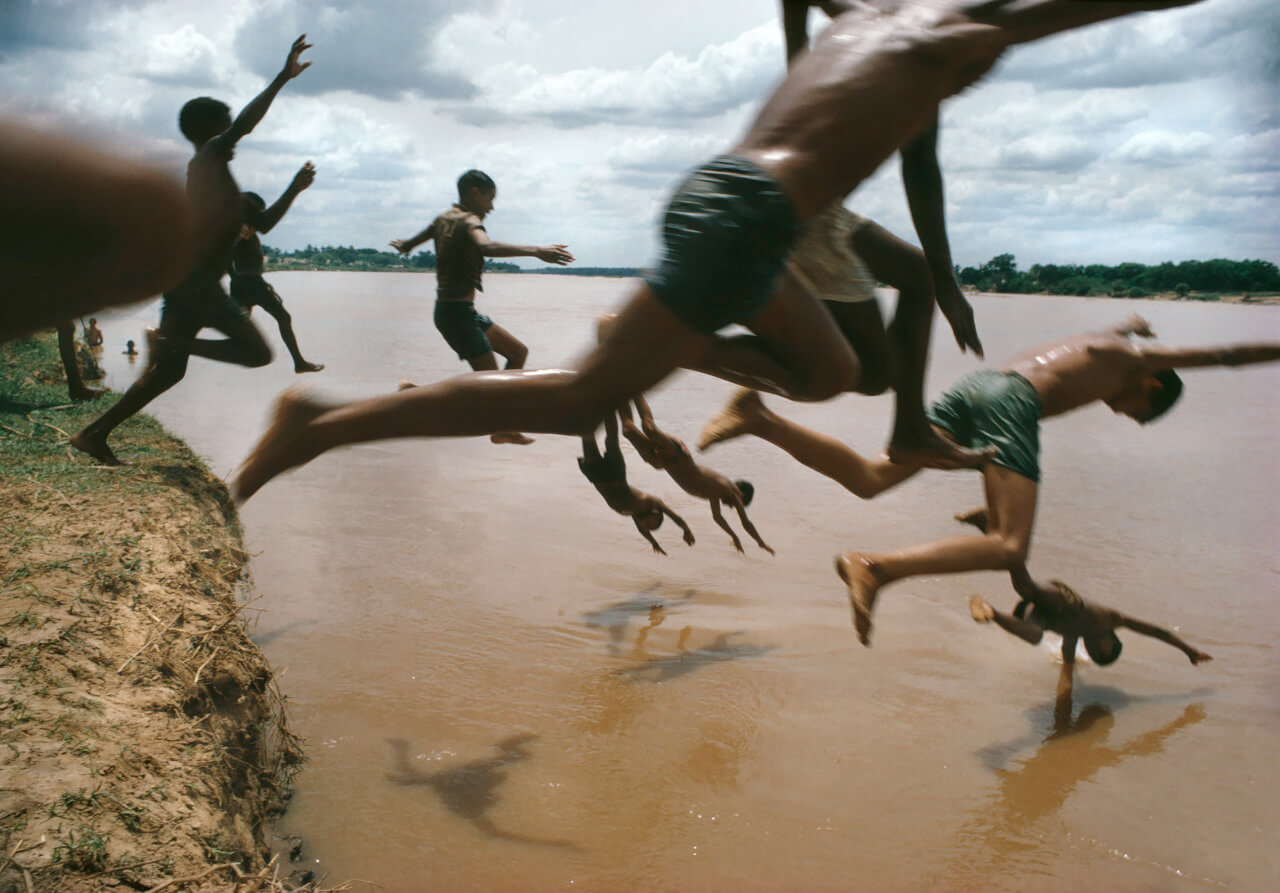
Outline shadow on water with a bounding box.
[249,619,318,647]
[937,686,1208,887]
[614,630,774,685]
[581,585,696,655]
[385,734,579,851]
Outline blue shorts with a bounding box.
[927,370,1044,482]
[644,155,801,335]
[434,301,494,361]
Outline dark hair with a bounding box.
[457,169,495,201]
[178,97,231,144]
[735,480,755,506]
[1084,632,1123,666]
[641,508,665,530]
[241,192,266,213]
[1140,369,1183,424]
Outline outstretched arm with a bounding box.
[661,501,696,547]
[633,517,667,555]
[708,498,745,553]
[253,162,315,234]
[730,497,774,555]
[470,229,574,265]
[1137,341,1280,374]
[390,220,436,256]
[900,118,982,357]
[210,35,311,153]
[1120,616,1212,664]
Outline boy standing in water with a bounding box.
[233,2,1206,503]
[73,36,312,465]
[391,170,575,445]
[231,162,325,373]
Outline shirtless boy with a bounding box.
[391,170,574,445]
[968,580,1211,696]
[619,396,772,555]
[779,313,1280,645]
[233,2,1204,503]
[579,411,696,555]
[72,36,312,465]
[231,162,325,373]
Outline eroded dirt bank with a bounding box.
[1,335,309,891]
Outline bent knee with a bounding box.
[988,535,1029,570]
[244,343,273,368]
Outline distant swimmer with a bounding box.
[619,395,772,555]
[84,317,104,348]
[231,2,1206,503]
[72,35,312,466]
[231,162,325,373]
[124,340,138,357]
[391,169,574,446]
[699,314,1280,645]
[969,582,1211,696]
[579,410,695,555]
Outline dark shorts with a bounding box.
[434,300,494,361]
[229,274,287,315]
[927,370,1044,482]
[160,279,251,340]
[578,446,626,486]
[644,155,801,335]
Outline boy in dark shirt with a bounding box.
[72,35,312,465]
[580,411,695,555]
[391,170,574,445]
[230,162,324,373]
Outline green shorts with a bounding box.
[927,370,1043,482]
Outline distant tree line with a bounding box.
[957,254,1280,300]
[263,244,518,273]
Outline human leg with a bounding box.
[482,323,529,370]
[57,322,105,401]
[231,284,709,502]
[699,388,920,499]
[836,462,1037,644]
[462,329,534,445]
[254,284,323,372]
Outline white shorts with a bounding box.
[788,203,876,303]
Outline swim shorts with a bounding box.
[229,274,287,315]
[644,155,801,335]
[927,369,1044,482]
[434,300,494,361]
[160,277,251,340]
[578,445,626,486]
[788,202,877,303]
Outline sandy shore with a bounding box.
[0,336,309,890]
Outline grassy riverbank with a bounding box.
[0,336,309,890]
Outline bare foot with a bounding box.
[835,552,882,646]
[886,424,994,470]
[969,594,995,623]
[69,386,107,402]
[294,361,325,373]
[397,379,416,391]
[1188,649,1213,666]
[698,388,763,452]
[955,506,988,532]
[70,429,126,466]
[230,387,337,503]
[490,432,534,445]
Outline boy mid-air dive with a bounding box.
[580,411,696,556]
[72,35,313,465]
[619,395,772,555]
[231,161,325,373]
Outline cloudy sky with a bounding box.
[3,0,1277,269]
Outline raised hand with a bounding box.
[282,34,312,81]
[389,239,412,255]
[535,244,574,266]
[292,161,316,191]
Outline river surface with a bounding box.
[94,273,1279,891]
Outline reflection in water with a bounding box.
[385,735,578,850]
[943,689,1206,886]
[615,631,774,685]
[582,586,696,655]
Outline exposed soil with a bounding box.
[0,335,315,891]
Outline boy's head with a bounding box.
[734,480,755,506]
[1106,370,1183,424]
[1084,631,1123,666]
[636,508,665,531]
[179,97,232,146]
[457,169,496,215]
[88,318,97,325]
